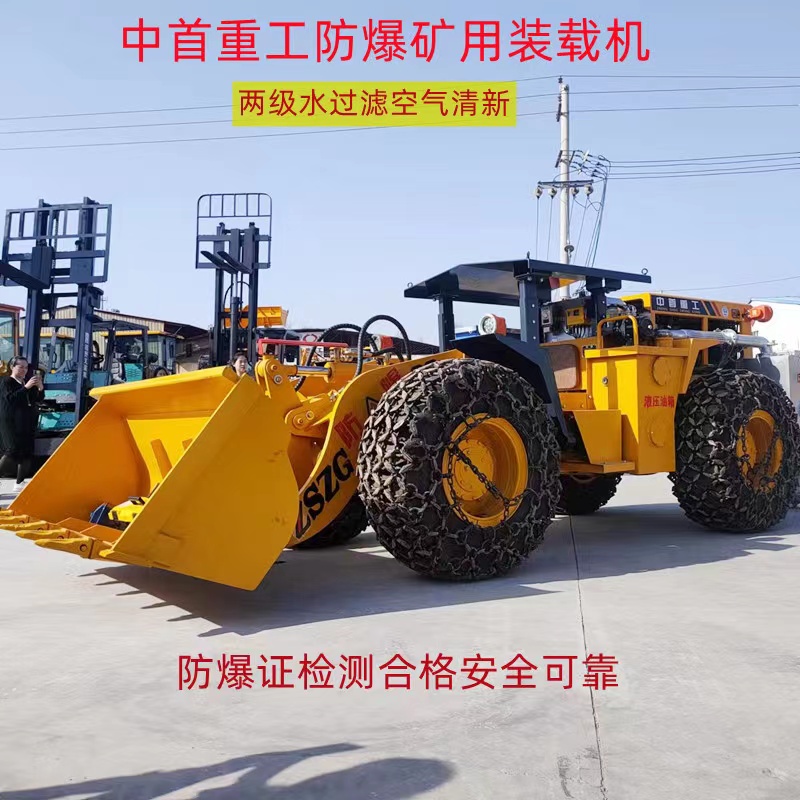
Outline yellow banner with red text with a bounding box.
[232,81,517,127]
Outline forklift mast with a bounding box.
[0,197,111,421]
[195,193,272,367]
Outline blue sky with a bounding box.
[0,0,798,343]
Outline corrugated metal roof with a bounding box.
[21,306,208,340]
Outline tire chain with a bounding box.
[357,358,561,580]
[556,473,622,516]
[294,494,369,549]
[669,368,800,532]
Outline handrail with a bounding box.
[596,315,640,348]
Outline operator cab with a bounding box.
[405,256,654,352]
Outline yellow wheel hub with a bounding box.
[735,409,783,489]
[442,414,528,527]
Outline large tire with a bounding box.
[669,368,800,532]
[294,494,369,549]
[357,358,561,581]
[557,474,621,515]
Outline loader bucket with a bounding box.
[1,368,298,590]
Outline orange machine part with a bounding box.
[747,305,773,322]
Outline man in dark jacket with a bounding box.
[0,356,44,484]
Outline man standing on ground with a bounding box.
[0,356,44,485]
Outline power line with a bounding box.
[0,111,558,152]
[573,102,800,114]
[664,275,800,292]
[610,151,800,166]
[610,157,800,169]
[608,164,800,179]
[0,124,436,152]
[0,74,564,123]
[520,83,800,100]
[0,104,230,123]
[571,83,800,96]
[2,74,798,124]
[559,74,800,80]
[0,102,796,154]
[0,91,550,136]
[0,99,795,140]
[0,117,234,136]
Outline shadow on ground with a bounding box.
[1,744,454,799]
[570,503,799,578]
[71,499,800,637]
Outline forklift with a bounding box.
[0,196,116,459]
[196,192,274,368]
[99,328,179,381]
[195,192,438,370]
[32,318,170,439]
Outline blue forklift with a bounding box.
[0,196,152,461]
[31,318,168,443]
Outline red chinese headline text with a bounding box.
[123,18,649,64]
[179,652,619,691]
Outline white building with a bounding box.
[749,297,800,413]
[749,297,800,353]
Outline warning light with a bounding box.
[372,334,395,351]
[746,305,773,322]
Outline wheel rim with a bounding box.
[735,409,783,490]
[442,414,528,527]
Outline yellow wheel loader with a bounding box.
[2,259,798,591]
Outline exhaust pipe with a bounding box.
[655,328,773,354]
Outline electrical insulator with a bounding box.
[572,186,579,196]
[586,185,594,195]
[549,187,557,198]
[535,186,543,198]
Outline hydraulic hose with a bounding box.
[355,315,412,377]
[294,323,362,392]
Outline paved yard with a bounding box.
[1,474,798,799]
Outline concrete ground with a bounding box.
[0,474,798,800]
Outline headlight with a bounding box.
[478,314,506,335]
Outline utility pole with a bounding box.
[553,77,572,301]
[558,78,570,267]
[535,78,610,302]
